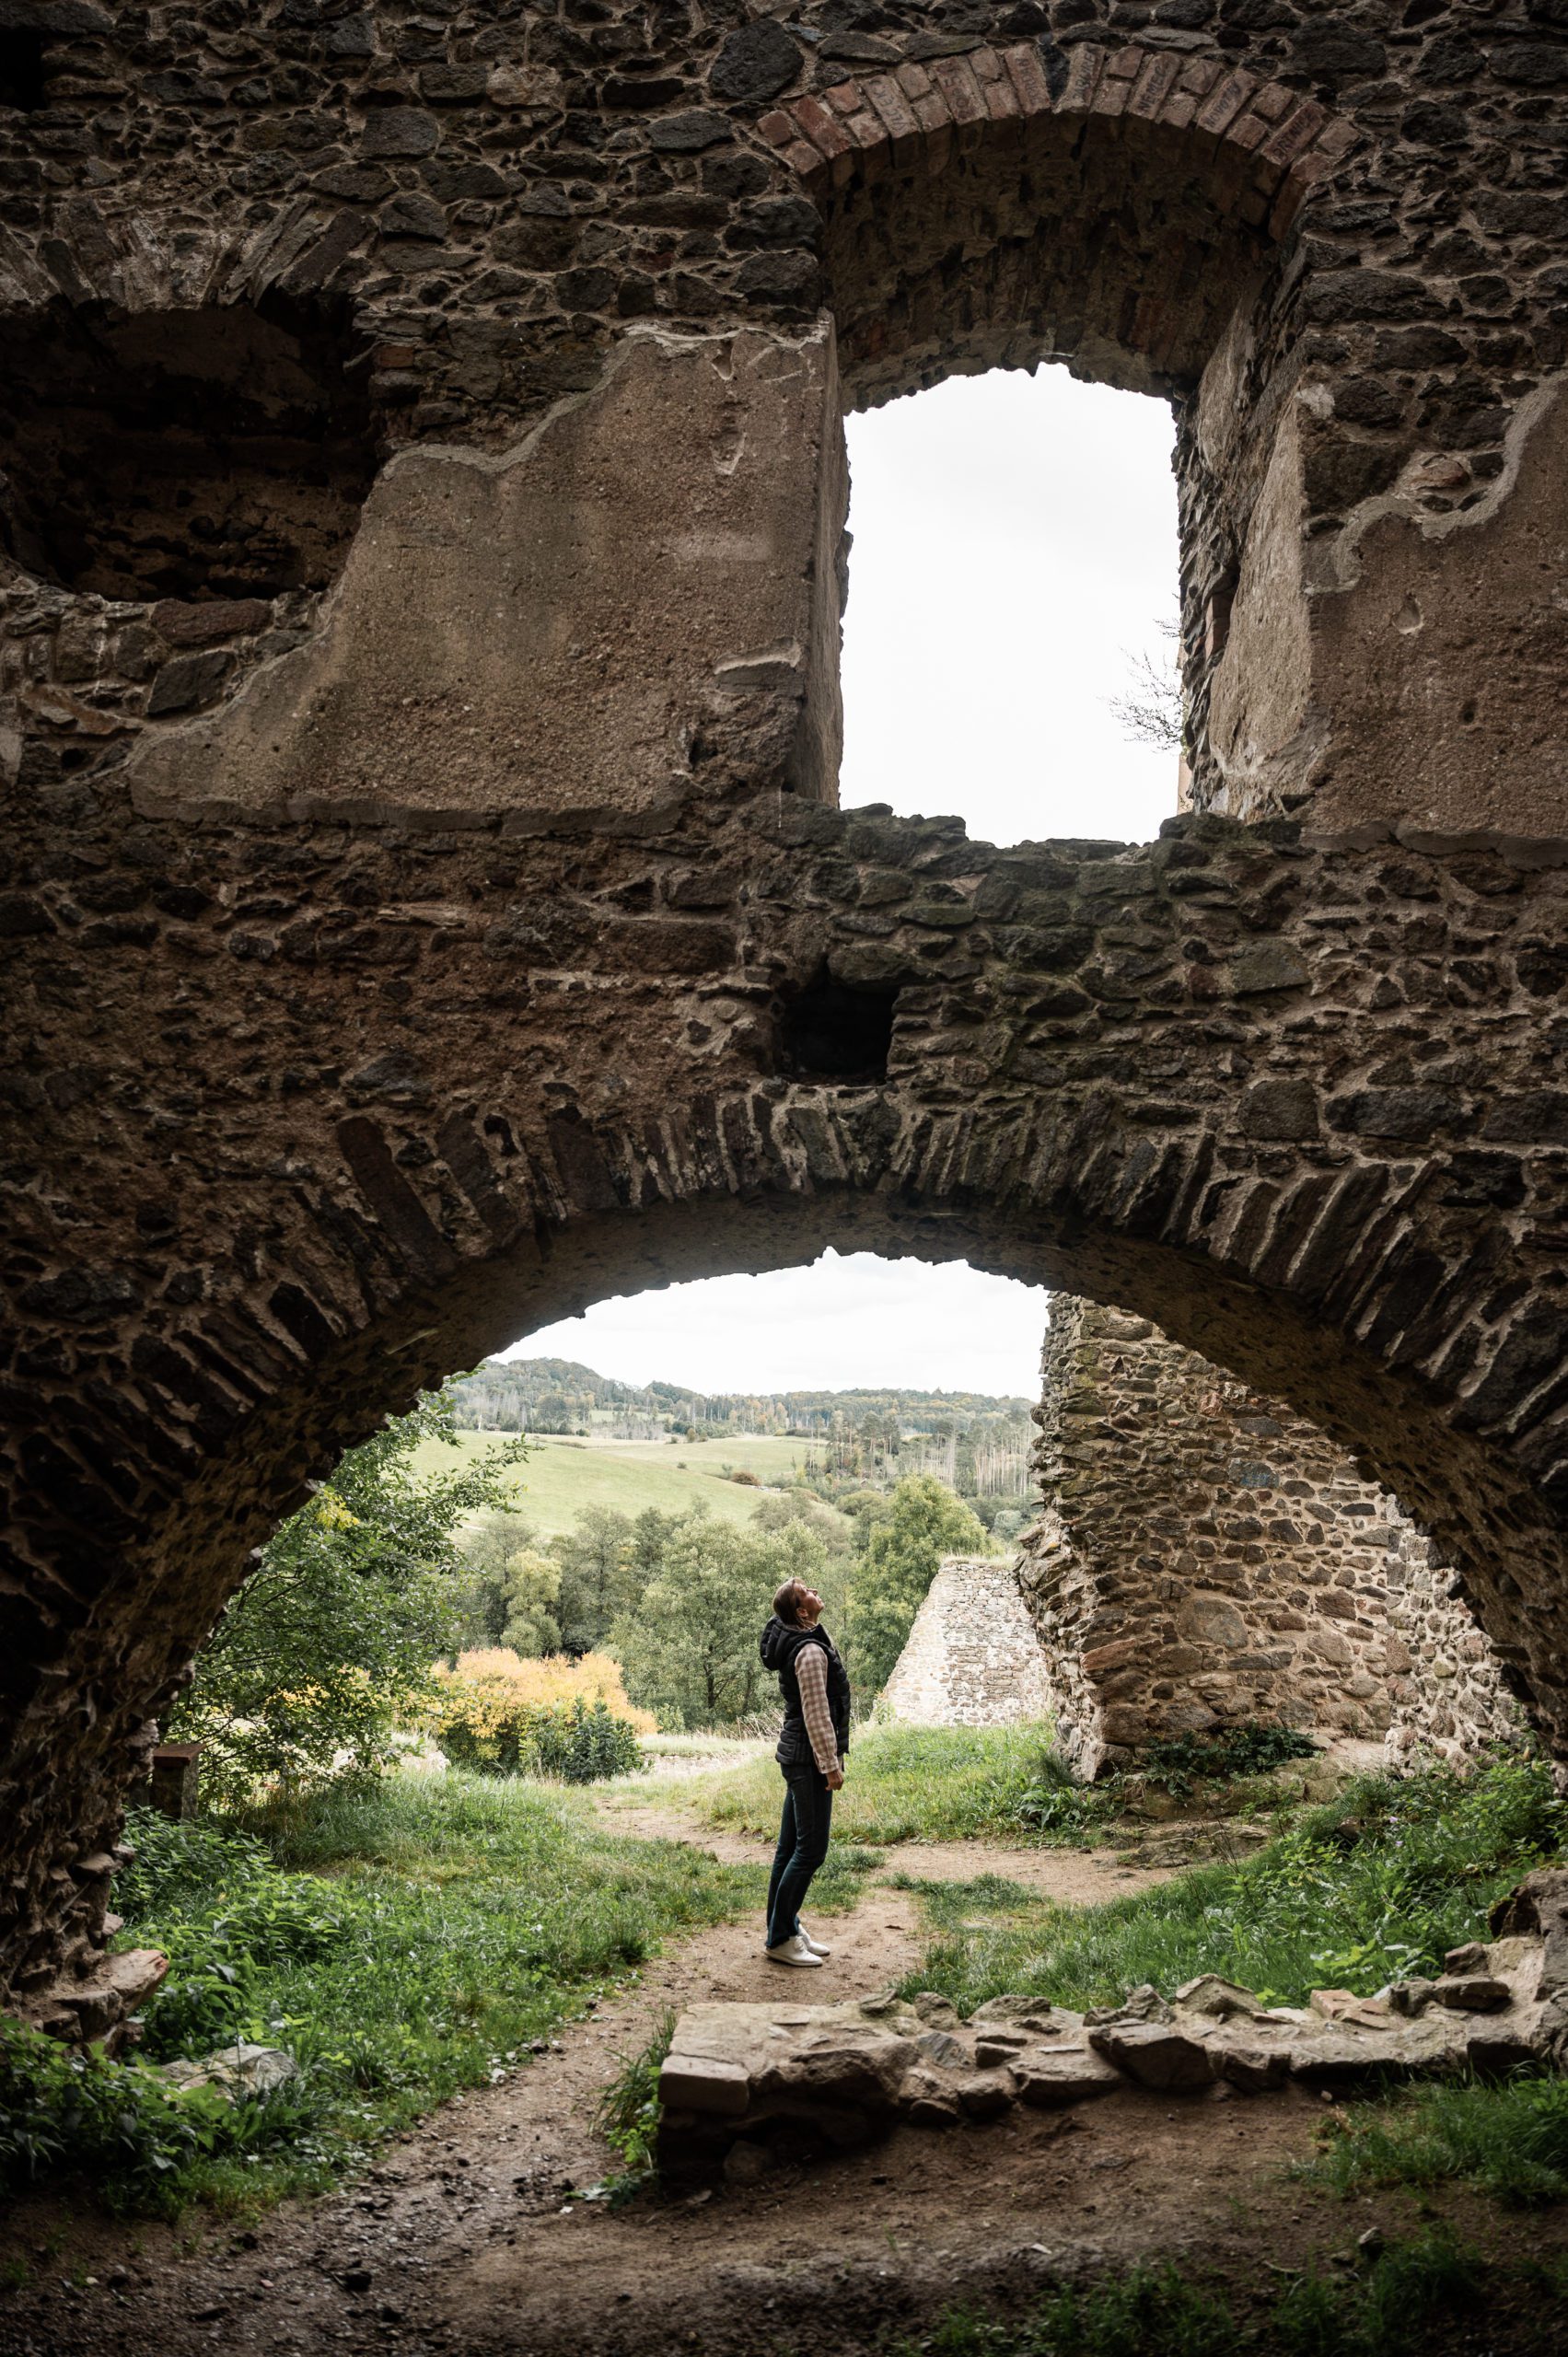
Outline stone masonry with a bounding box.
[879,1554,1054,1729]
[8,3,1568,2032]
[1019,1299,1521,1780]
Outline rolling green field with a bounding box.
[410,1429,833,1540]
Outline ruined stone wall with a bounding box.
[6,2,1568,2029]
[880,1554,1055,1729]
[1019,1299,1521,1779]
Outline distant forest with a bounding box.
[447,1357,1035,1501]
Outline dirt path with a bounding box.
[4,1822,1562,2357]
[588,1784,1171,1906]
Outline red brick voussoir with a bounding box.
[755,38,1361,239]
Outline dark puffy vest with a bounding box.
[760,1616,852,1771]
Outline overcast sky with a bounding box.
[509,367,1179,1399]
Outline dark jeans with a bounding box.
[765,1761,833,1950]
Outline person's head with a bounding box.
[772,1577,823,1630]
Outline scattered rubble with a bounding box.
[657,1871,1568,2178]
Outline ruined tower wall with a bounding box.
[880,1555,1055,1730]
[1019,1301,1520,1780]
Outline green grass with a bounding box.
[411,1429,843,1540]
[888,2230,1515,2357]
[5,1773,767,2219]
[894,1754,1564,2018]
[1307,2071,1568,2209]
[688,1721,1066,1845]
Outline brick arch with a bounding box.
[761,41,1354,243]
[756,39,1359,406]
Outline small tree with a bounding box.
[452,1508,538,1648]
[846,1474,992,1696]
[551,1506,640,1654]
[170,1392,528,1806]
[500,1548,563,1658]
[611,1509,837,1730]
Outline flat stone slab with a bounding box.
[656,1877,1568,2178]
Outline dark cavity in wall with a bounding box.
[0,295,377,602]
[0,29,49,110]
[779,976,897,1082]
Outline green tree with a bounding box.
[611,1509,832,1730]
[170,1392,528,1805]
[500,1547,563,1658]
[452,1508,538,1647]
[629,1505,680,1587]
[551,1506,639,1654]
[846,1474,992,1696]
[749,1489,847,1550]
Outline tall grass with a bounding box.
[9,1772,765,2218]
[1307,2072,1568,2209]
[691,1721,1064,1844]
[899,1755,1564,2016]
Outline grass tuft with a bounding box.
[882,2229,1493,2357]
[1307,2070,1568,2209]
[691,1722,1069,1845]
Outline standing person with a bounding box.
[759,1576,851,1967]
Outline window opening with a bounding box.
[778,973,897,1084]
[839,366,1182,851]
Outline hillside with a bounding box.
[410,1429,842,1544]
[448,1356,1031,1440]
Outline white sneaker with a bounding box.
[764,1933,823,1968]
[798,1927,831,1958]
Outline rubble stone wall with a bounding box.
[1020,1300,1521,1779]
[880,1555,1054,1729]
[6,2,1568,2027]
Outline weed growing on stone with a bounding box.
[7,1775,762,2219]
[900,1755,1564,2018]
[1137,1724,1320,1799]
[593,2008,676,2192]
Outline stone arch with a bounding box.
[11,795,1568,2020]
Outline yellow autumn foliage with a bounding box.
[435,1648,656,1732]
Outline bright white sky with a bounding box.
[510,368,1178,1399]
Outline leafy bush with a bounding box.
[1015,1747,1121,1837]
[1139,1721,1319,1797]
[433,1653,646,1780]
[533,1697,645,1782]
[0,2021,213,2208]
[0,2014,318,2217]
[118,1810,350,2064]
